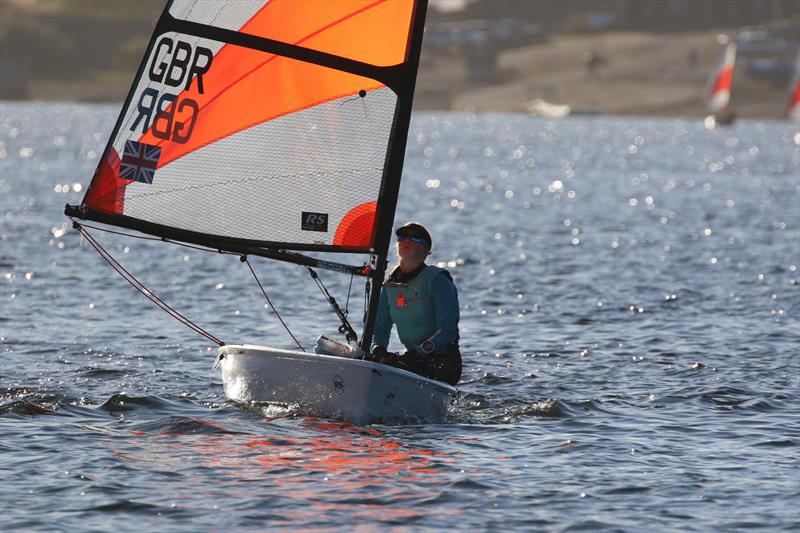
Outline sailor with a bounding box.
[369,222,462,385]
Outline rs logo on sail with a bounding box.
[130,37,213,144]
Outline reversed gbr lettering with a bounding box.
[130,37,213,144]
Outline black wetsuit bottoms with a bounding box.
[404,345,462,386]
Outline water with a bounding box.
[1,101,798,531]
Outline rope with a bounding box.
[243,257,305,352]
[305,266,358,342]
[344,272,354,315]
[76,224,225,346]
[363,277,371,325]
[77,222,241,256]
[78,222,163,241]
[72,220,358,351]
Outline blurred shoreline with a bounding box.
[1,1,798,120]
[414,28,797,119]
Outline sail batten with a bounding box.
[168,0,413,69]
[166,16,394,85]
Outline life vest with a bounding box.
[382,265,453,352]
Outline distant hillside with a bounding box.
[1,0,798,119]
[0,0,162,100]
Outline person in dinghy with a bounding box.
[367,222,462,386]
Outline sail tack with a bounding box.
[77,0,420,253]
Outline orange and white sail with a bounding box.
[705,42,737,114]
[785,52,800,122]
[70,0,426,254]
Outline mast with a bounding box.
[360,0,428,352]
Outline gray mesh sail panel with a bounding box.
[107,34,396,248]
[124,88,396,245]
[168,0,268,31]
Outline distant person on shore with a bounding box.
[583,50,606,78]
[368,222,462,386]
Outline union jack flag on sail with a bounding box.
[120,140,161,184]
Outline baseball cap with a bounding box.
[395,221,432,250]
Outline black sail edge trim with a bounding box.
[162,14,407,91]
[65,205,371,276]
[359,0,428,351]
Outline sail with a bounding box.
[68,0,425,254]
[785,52,800,122]
[705,42,737,114]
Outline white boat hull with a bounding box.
[215,344,457,424]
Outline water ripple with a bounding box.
[1,105,798,531]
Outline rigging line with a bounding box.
[305,266,358,342]
[363,277,371,326]
[344,272,354,315]
[77,222,163,241]
[243,256,305,352]
[80,227,224,346]
[77,225,225,346]
[75,221,242,256]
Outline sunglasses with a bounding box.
[397,235,427,245]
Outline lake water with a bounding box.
[1,101,799,531]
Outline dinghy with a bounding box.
[215,341,454,424]
[65,0,456,424]
[704,41,737,128]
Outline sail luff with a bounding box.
[359,0,428,352]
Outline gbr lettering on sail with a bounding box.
[130,37,213,144]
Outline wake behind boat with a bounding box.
[64,0,449,424]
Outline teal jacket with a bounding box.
[371,264,460,356]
